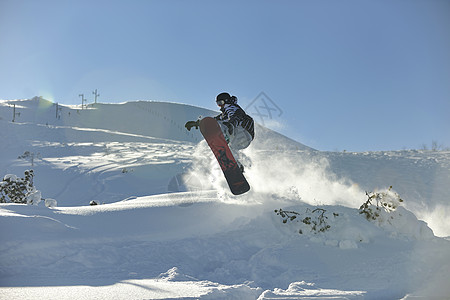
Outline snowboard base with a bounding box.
[199,117,250,195]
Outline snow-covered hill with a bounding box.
[1,97,449,299]
[0,98,313,204]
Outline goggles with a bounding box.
[216,99,225,106]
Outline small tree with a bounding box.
[0,170,41,205]
[420,141,449,151]
[18,151,41,167]
[359,186,403,222]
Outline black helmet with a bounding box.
[216,92,237,106]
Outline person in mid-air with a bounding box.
[213,92,254,150]
[185,92,254,171]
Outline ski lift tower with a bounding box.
[92,89,100,104]
[79,94,87,109]
[12,104,21,122]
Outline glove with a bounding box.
[185,120,200,131]
[223,122,234,135]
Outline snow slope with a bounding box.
[1,97,449,299]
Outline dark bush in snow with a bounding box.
[359,186,403,222]
[275,207,338,234]
[0,170,41,205]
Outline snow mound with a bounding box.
[258,281,365,299]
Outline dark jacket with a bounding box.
[214,104,255,139]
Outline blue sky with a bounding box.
[1,0,449,151]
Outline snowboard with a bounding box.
[199,117,250,195]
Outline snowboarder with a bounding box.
[185,92,254,172]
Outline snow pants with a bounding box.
[218,121,253,151]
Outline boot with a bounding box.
[236,160,244,173]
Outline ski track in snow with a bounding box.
[1,98,449,299]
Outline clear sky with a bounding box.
[1,0,449,151]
